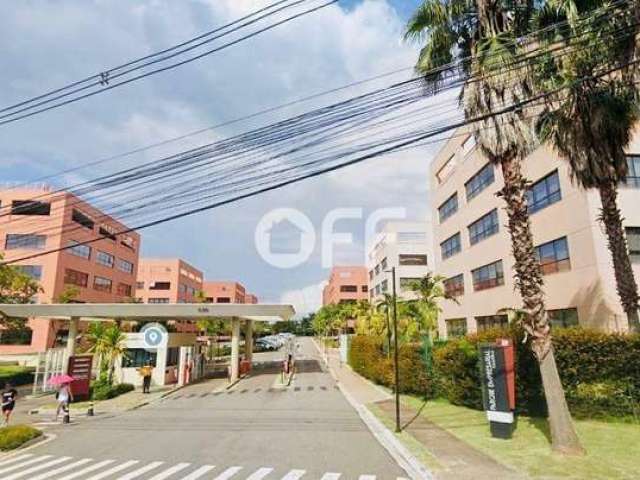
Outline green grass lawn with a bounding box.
[401,396,640,479]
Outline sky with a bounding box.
[0,0,452,317]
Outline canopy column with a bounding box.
[65,316,80,373]
[230,318,240,383]
[244,320,253,364]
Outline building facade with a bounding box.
[430,128,640,338]
[202,281,249,304]
[0,187,140,354]
[136,258,203,304]
[367,221,433,304]
[322,266,368,305]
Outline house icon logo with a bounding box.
[255,208,315,268]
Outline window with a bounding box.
[117,283,132,297]
[15,265,42,281]
[438,193,458,223]
[548,308,579,328]
[465,163,495,201]
[443,274,464,297]
[462,135,476,155]
[99,225,117,241]
[67,240,91,259]
[626,227,640,263]
[340,285,358,292]
[397,232,427,243]
[11,200,51,216]
[625,155,640,188]
[361,285,368,292]
[375,265,380,275]
[527,170,561,214]
[441,233,461,260]
[536,237,571,274]
[166,347,179,367]
[150,282,171,290]
[116,258,134,274]
[93,276,112,292]
[468,209,499,245]
[472,260,504,291]
[5,234,46,250]
[399,254,428,266]
[374,285,380,295]
[216,297,231,303]
[381,257,388,270]
[368,270,373,280]
[381,279,388,292]
[148,298,170,304]
[64,268,88,288]
[96,251,115,268]
[476,315,508,331]
[122,349,157,368]
[338,271,351,278]
[0,328,33,345]
[72,209,94,230]
[400,277,420,290]
[120,235,136,251]
[136,281,144,289]
[436,155,456,184]
[446,318,467,338]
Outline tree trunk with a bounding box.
[499,156,584,455]
[386,310,392,359]
[598,181,640,333]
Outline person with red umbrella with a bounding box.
[49,374,74,423]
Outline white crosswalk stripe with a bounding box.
[212,466,243,479]
[0,455,52,475]
[179,464,216,480]
[25,457,93,480]
[3,456,71,480]
[147,462,190,480]
[56,460,116,480]
[281,469,307,480]
[359,476,377,480]
[85,460,140,480]
[320,474,342,480]
[0,454,33,467]
[246,467,274,479]
[117,461,164,479]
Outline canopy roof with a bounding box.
[0,303,295,323]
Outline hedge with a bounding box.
[0,425,42,450]
[0,366,35,387]
[91,381,135,401]
[348,327,640,419]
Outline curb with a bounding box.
[0,433,57,461]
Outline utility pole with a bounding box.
[387,266,401,433]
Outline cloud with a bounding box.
[280,280,327,318]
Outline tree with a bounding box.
[55,285,81,304]
[86,322,127,385]
[0,257,41,306]
[375,293,394,356]
[405,273,453,336]
[406,0,583,453]
[533,0,640,332]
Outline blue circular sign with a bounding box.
[140,323,167,349]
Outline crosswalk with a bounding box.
[166,385,339,401]
[0,454,409,480]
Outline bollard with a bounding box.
[87,401,94,417]
[63,404,70,424]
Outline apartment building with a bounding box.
[430,128,640,338]
[367,221,433,304]
[136,258,203,304]
[245,293,258,304]
[0,186,140,354]
[322,266,368,305]
[202,281,249,304]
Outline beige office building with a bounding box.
[430,128,640,338]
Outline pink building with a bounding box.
[136,258,203,304]
[202,281,248,304]
[245,293,258,304]
[0,187,140,354]
[322,266,369,305]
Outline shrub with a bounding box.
[0,366,35,387]
[0,425,42,450]
[91,381,135,401]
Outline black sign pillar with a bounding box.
[479,343,515,439]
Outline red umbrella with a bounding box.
[48,374,75,386]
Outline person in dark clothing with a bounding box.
[1,382,17,427]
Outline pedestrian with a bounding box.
[54,382,73,422]
[138,363,153,394]
[1,382,17,427]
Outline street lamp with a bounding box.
[385,266,401,433]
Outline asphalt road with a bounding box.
[11,337,408,479]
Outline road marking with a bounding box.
[29,458,93,480]
[358,476,376,480]
[246,467,274,479]
[281,469,307,479]
[320,473,341,479]
[147,462,190,479]
[0,455,52,475]
[56,460,115,480]
[84,460,139,480]
[3,456,71,480]
[212,466,242,479]
[179,464,216,479]
[117,461,164,479]
[0,454,32,467]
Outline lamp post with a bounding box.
[385,266,401,433]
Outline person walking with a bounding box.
[54,382,73,422]
[1,382,17,427]
[138,363,153,394]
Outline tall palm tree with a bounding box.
[407,1,583,453]
[405,273,453,336]
[533,0,640,332]
[87,322,127,385]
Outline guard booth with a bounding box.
[0,303,295,388]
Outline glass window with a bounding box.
[361,285,368,292]
[340,285,358,292]
[64,268,88,288]
[443,274,464,297]
[95,251,115,268]
[472,260,505,291]
[465,163,495,201]
[99,225,117,241]
[438,193,458,223]
[72,209,94,230]
[446,318,467,338]
[117,283,132,297]
[11,200,51,216]
[122,348,157,368]
[626,227,640,263]
[399,254,428,266]
[120,235,136,251]
[93,276,112,292]
[166,347,179,367]
[15,265,42,281]
[5,234,46,250]
[527,170,562,214]
[368,270,373,280]
[462,135,476,155]
[436,155,456,184]
[116,258,134,274]
[548,308,579,328]
[216,297,231,303]
[150,281,171,290]
[625,155,640,188]
[476,315,508,331]
[0,328,33,345]
[136,281,144,289]
[381,279,388,292]
[148,298,170,304]
[440,233,461,260]
[374,264,380,275]
[67,240,91,259]
[381,257,388,270]
[468,209,499,245]
[535,237,571,275]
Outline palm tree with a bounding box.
[533,0,640,332]
[86,322,127,385]
[375,293,395,357]
[406,1,583,453]
[405,273,453,336]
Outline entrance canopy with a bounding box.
[0,303,295,323]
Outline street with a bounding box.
[3,338,408,479]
